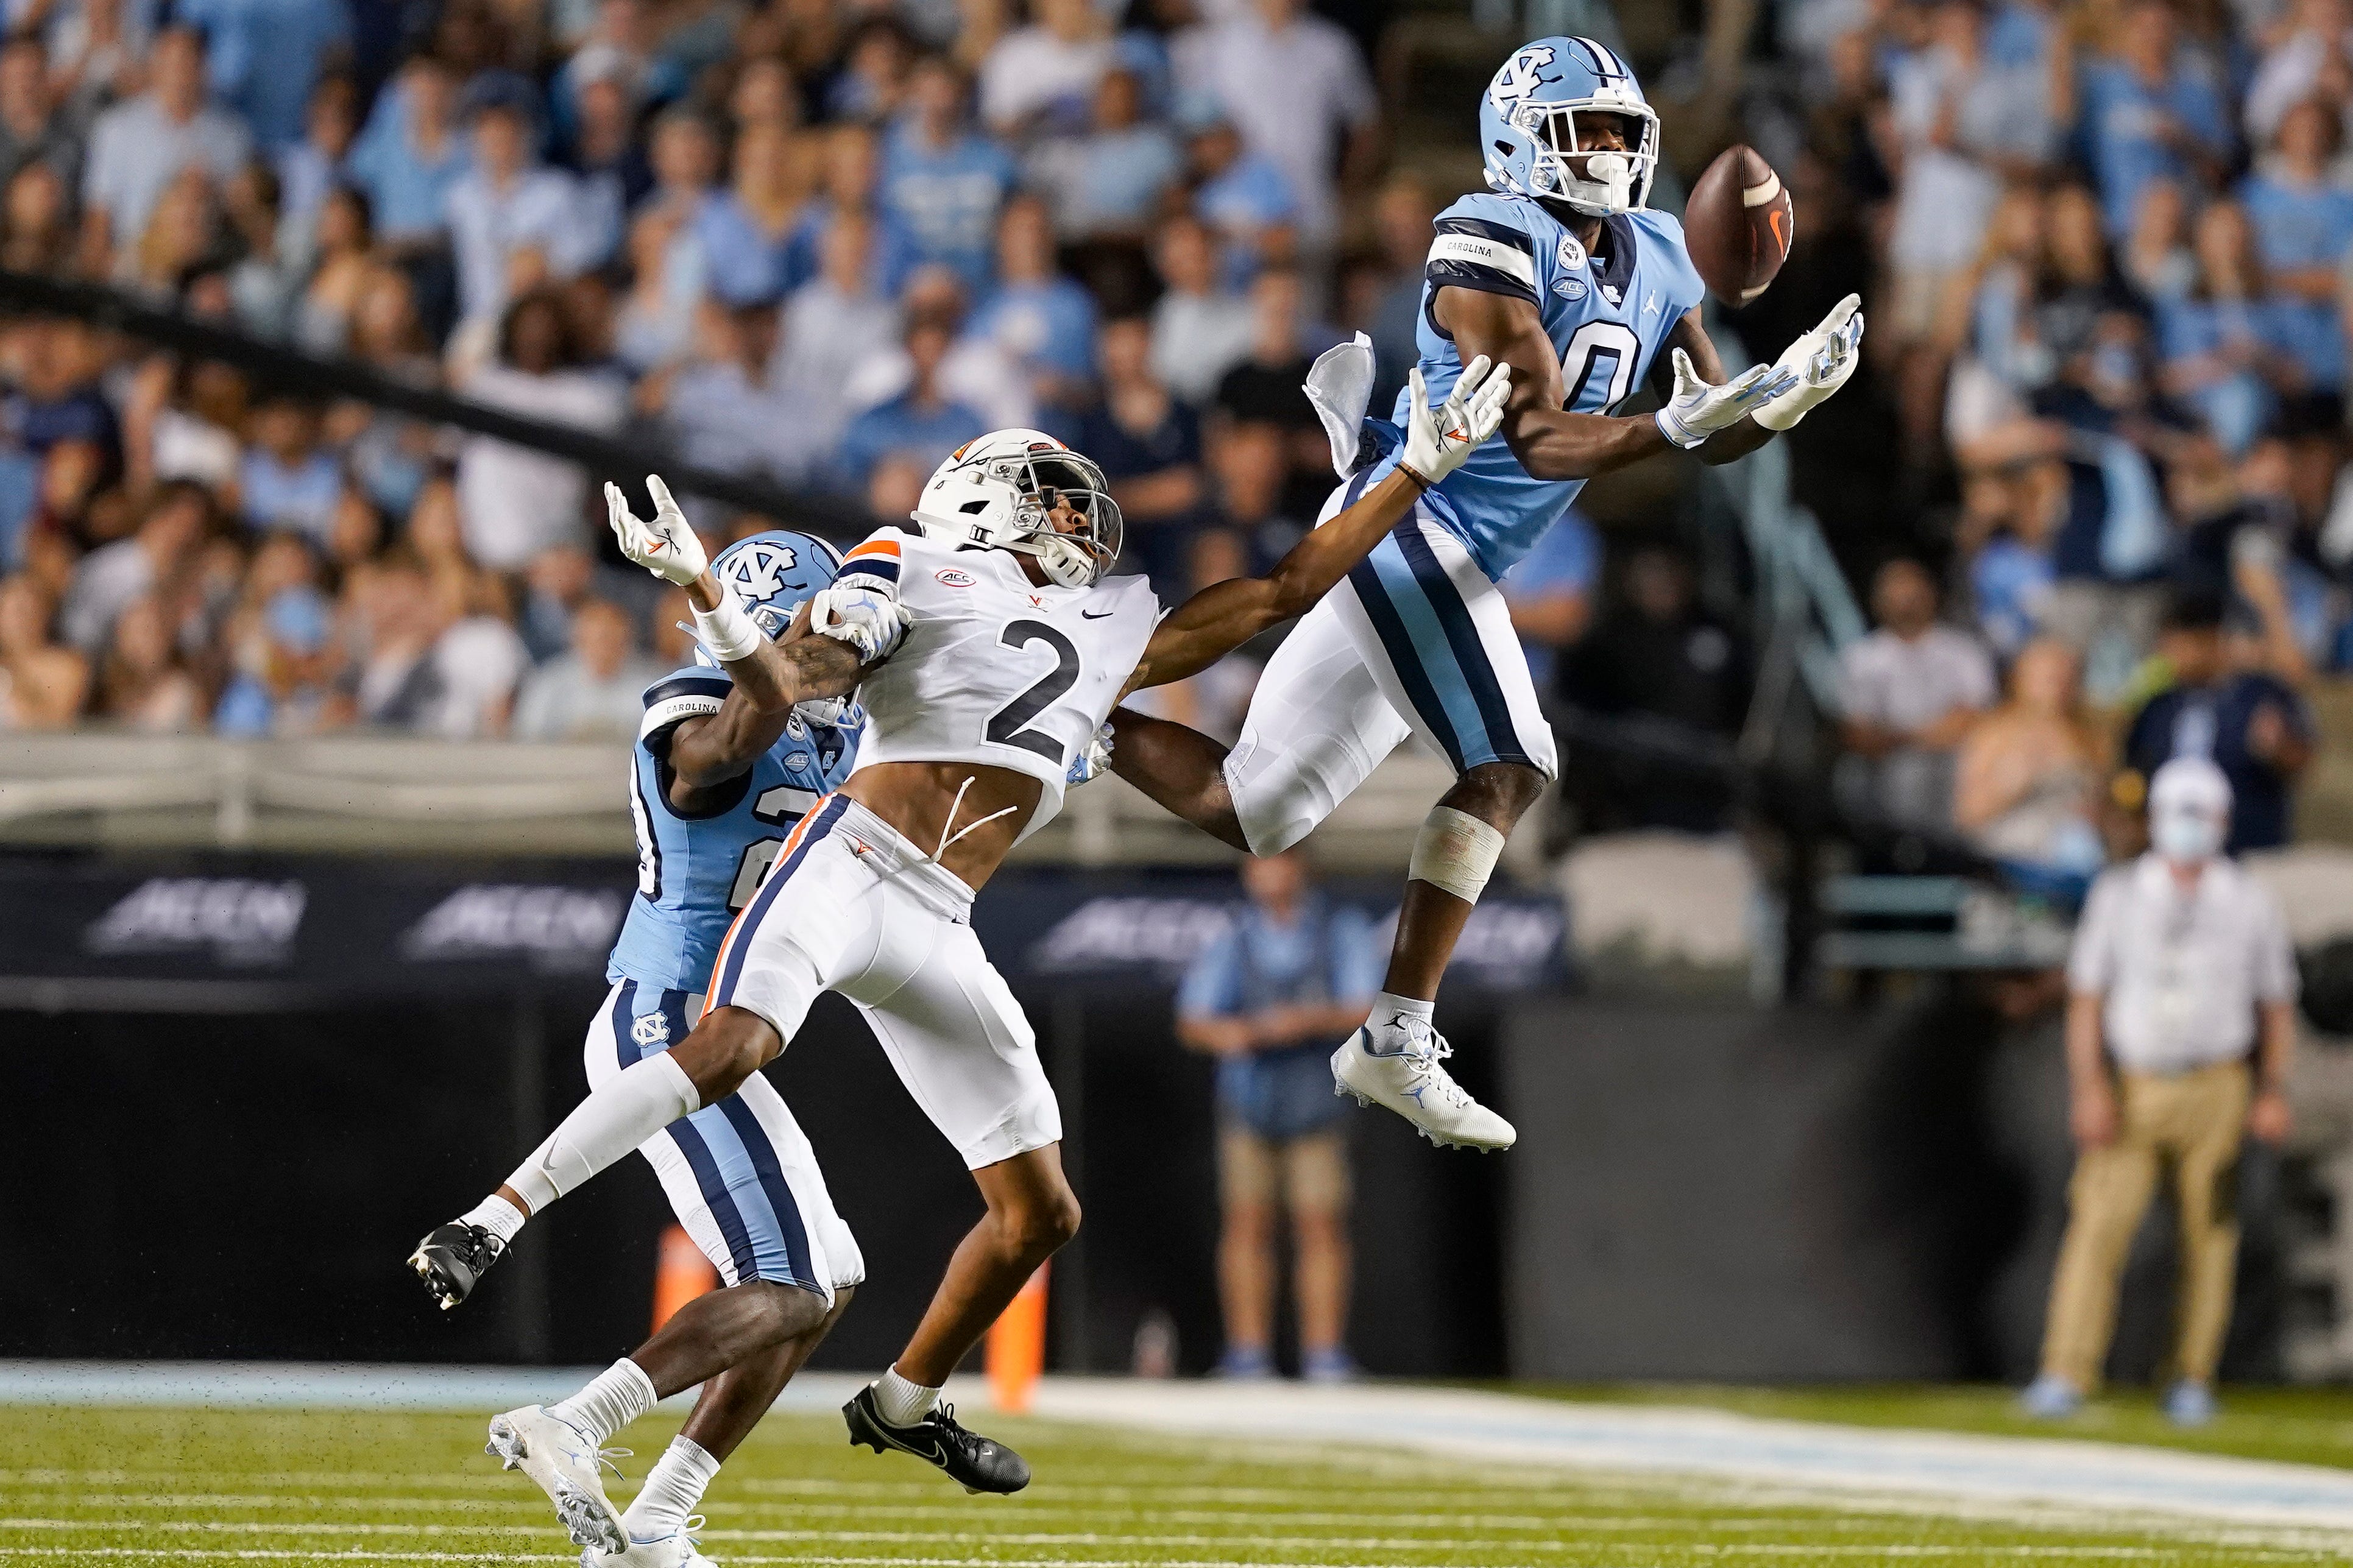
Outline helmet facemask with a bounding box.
[915,436,1123,588]
[1001,448,1123,587]
[1517,101,1658,216]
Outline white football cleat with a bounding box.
[586,1518,717,1568]
[1332,1022,1515,1151]
[487,1405,629,1553]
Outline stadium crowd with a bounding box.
[0,0,2342,890]
[0,0,1395,738]
[1773,0,2351,881]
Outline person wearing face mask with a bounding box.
[2023,756,2300,1428]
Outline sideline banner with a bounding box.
[0,856,1567,1000]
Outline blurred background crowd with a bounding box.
[0,0,2344,889]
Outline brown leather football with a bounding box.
[1682,144,1794,305]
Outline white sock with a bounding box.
[504,1054,700,1214]
[624,1436,720,1539]
[547,1358,657,1448]
[1368,992,1435,1050]
[461,1195,526,1245]
[871,1367,939,1427]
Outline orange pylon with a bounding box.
[986,1262,1049,1413]
[651,1224,720,1334]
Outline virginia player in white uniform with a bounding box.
[1109,35,1867,1151]
[409,357,1511,1533]
[408,517,869,1568]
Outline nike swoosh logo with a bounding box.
[1081,609,1114,620]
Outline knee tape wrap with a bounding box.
[1407,807,1506,903]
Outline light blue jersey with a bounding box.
[1374,192,1704,581]
[610,665,863,994]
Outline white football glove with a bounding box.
[1400,354,1512,486]
[807,584,912,663]
[1065,721,1114,786]
[1752,294,1866,431]
[605,475,707,587]
[1651,350,1800,450]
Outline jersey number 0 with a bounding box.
[1560,320,1641,414]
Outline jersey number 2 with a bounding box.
[986,620,1080,762]
[1560,320,1642,414]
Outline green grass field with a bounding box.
[5,1404,2353,1568]
[1527,1384,2353,1473]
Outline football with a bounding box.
[1683,144,1795,305]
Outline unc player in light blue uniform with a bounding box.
[411,523,872,1568]
[1109,37,1866,1150]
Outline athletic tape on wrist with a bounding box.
[1652,406,1702,450]
[1407,805,1507,903]
[692,593,765,663]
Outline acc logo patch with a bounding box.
[1554,277,1588,300]
[1557,233,1587,270]
[717,539,799,602]
[935,568,977,588]
[783,751,811,771]
[631,1011,671,1047]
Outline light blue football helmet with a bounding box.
[692,528,857,724]
[690,528,846,666]
[1479,35,1658,216]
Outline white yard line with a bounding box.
[13,1364,2353,1541]
[0,1516,2342,1558]
[1033,1379,2353,1538]
[0,1546,2321,1566]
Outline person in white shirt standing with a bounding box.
[2024,756,2300,1427]
[1180,0,1378,256]
[1838,557,1998,832]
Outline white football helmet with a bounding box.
[910,429,1123,588]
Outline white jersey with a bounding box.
[832,529,1159,841]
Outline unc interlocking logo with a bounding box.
[1488,44,1557,115]
[632,1011,671,1047]
[717,539,799,602]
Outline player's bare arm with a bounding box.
[603,477,877,804]
[1438,288,1790,478]
[665,614,868,799]
[1122,357,1513,697]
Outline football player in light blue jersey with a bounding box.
[411,496,871,1568]
[1109,36,1866,1151]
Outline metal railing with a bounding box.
[0,731,1455,867]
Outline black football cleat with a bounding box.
[843,1385,1030,1494]
[408,1221,505,1310]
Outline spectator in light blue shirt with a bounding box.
[695,119,799,305]
[2236,99,2353,305]
[1186,100,1299,291]
[274,73,358,255]
[216,584,336,736]
[780,122,919,299]
[345,55,469,249]
[239,398,342,543]
[177,0,351,149]
[967,193,1098,411]
[880,55,1015,293]
[1034,66,1182,240]
[2079,1,2234,237]
[444,92,599,327]
[832,317,988,494]
[1176,849,1379,1383]
[79,24,251,255]
[1500,506,1599,691]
